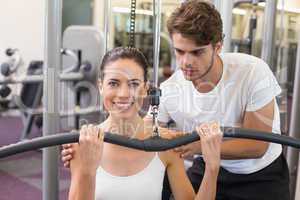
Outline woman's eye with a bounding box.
[129,82,139,88]
[108,81,118,87]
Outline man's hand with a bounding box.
[158,127,185,139]
[158,125,202,158]
[157,126,199,159]
[174,141,202,158]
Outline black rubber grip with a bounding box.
[0,127,300,158]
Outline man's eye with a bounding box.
[175,49,184,55]
[193,51,204,56]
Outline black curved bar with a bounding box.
[0,127,300,158]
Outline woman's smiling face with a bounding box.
[100,58,147,120]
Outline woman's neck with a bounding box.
[103,115,149,139]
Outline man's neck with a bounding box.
[192,55,223,93]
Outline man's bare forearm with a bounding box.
[193,139,269,159]
[156,119,269,159]
[220,139,269,159]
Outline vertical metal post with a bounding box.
[290,34,300,200]
[153,0,161,87]
[103,0,111,53]
[213,0,234,53]
[43,0,62,199]
[261,0,277,68]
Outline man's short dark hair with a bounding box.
[167,0,223,46]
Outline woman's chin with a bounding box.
[110,110,137,120]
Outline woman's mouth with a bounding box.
[113,101,134,110]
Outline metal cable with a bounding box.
[129,0,137,47]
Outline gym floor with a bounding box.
[0,116,70,200]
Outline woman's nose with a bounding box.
[117,84,130,98]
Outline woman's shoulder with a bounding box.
[158,150,182,167]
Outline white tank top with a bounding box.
[95,153,166,200]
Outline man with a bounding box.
[158,0,290,199]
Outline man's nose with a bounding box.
[182,54,192,67]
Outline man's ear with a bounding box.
[214,41,223,54]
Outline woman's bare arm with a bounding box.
[195,122,222,200]
[68,125,103,200]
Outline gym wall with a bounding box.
[0,0,45,72]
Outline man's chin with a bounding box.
[183,74,195,81]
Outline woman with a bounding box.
[65,47,222,200]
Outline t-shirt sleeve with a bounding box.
[246,61,282,112]
[157,101,171,123]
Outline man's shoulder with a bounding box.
[221,52,266,66]
[160,70,185,88]
[159,70,188,98]
[221,53,271,76]
[221,53,280,93]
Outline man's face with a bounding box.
[172,33,220,81]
